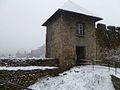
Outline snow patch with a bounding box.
[0,66,57,71]
[29,65,120,90]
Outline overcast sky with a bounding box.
[0,0,120,54]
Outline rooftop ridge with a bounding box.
[60,1,97,17]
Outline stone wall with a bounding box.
[46,15,62,58]
[112,75,120,90]
[96,23,120,60]
[46,16,63,67]
[0,68,59,87]
[0,58,59,67]
[0,58,60,88]
[59,12,97,68]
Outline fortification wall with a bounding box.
[96,23,120,60]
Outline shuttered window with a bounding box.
[76,23,84,36]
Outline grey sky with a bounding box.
[0,0,120,54]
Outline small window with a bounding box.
[76,23,84,36]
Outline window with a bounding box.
[76,23,84,36]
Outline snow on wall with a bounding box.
[0,66,57,71]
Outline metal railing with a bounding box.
[79,59,120,75]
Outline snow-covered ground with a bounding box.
[29,65,120,90]
[0,58,41,60]
[0,66,57,71]
[0,57,55,61]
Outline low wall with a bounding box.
[0,68,60,87]
[111,75,120,90]
[0,58,61,88]
[0,58,59,67]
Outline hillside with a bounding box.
[29,65,120,90]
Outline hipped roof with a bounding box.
[42,1,102,26]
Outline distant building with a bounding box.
[16,51,27,58]
[16,45,45,58]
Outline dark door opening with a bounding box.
[76,47,85,65]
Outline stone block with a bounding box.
[107,26,116,32]
[116,27,120,32]
[97,23,106,30]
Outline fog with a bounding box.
[0,0,120,54]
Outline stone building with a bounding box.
[42,1,102,69]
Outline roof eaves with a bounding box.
[42,9,62,26]
[42,9,103,26]
[59,9,103,21]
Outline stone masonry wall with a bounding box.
[46,16,63,64]
[96,23,120,60]
[0,58,59,67]
[0,58,60,87]
[59,12,97,68]
[0,68,59,87]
